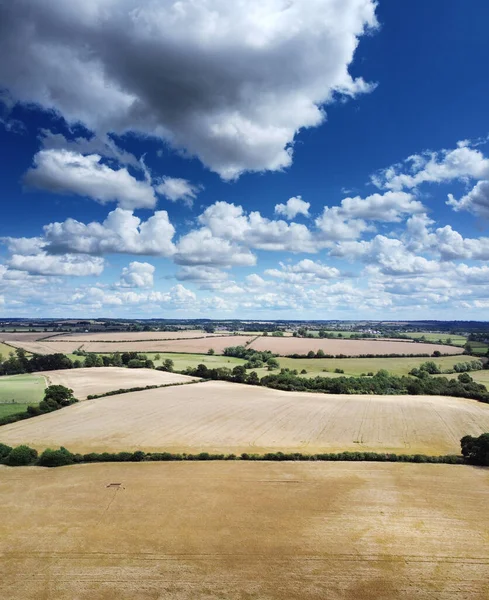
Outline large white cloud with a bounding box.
[274,196,310,220]
[447,180,489,219]
[174,228,256,267]
[118,261,155,289]
[199,201,322,252]
[337,191,425,222]
[8,253,105,276]
[43,208,176,256]
[24,149,156,210]
[0,0,377,179]
[372,141,489,191]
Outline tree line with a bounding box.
[183,364,489,403]
[0,444,465,468]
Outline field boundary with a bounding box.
[0,446,466,468]
[86,378,203,399]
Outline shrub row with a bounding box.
[86,380,199,400]
[0,443,465,468]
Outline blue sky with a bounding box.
[1,0,489,319]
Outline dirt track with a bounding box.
[39,367,198,399]
[1,461,488,600]
[1,381,488,455]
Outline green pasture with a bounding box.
[404,333,467,346]
[252,355,470,378]
[0,342,16,359]
[0,374,46,418]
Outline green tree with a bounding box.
[266,357,279,370]
[163,358,174,372]
[461,433,489,466]
[247,371,260,385]
[6,445,38,466]
[316,349,325,358]
[232,365,247,382]
[207,348,215,355]
[38,447,75,467]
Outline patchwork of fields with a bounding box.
[1,461,488,600]
[1,380,488,455]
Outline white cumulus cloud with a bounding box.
[275,196,310,219]
[24,149,157,209]
[119,261,155,289]
[0,0,377,179]
[43,208,176,256]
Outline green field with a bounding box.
[404,333,467,346]
[468,341,489,356]
[253,355,471,378]
[0,374,46,418]
[66,352,248,371]
[0,342,16,359]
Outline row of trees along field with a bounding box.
[2,434,489,467]
[0,348,158,375]
[185,364,489,403]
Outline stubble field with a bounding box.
[39,367,199,400]
[1,461,488,600]
[52,330,230,342]
[6,335,257,355]
[249,336,463,356]
[1,380,488,455]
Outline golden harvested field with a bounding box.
[0,332,49,342]
[53,330,230,342]
[2,381,488,455]
[1,462,489,600]
[7,335,256,355]
[39,367,199,400]
[249,336,463,356]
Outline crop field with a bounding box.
[6,335,257,355]
[39,367,199,400]
[1,461,488,600]
[248,336,463,356]
[2,380,489,455]
[0,332,51,342]
[53,330,229,342]
[404,333,467,346]
[0,374,45,417]
[0,341,15,357]
[269,355,472,377]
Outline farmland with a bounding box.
[39,367,199,400]
[248,336,463,356]
[261,354,473,377]
[1,461,488,600]
[2,380,489,455]
[0,374,45,418]
[0,341,15,358]
[52,330,230,342]
[5,334,257,355]
[404,332,467,346]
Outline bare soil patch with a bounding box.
[1,461,488,600]
[1,381,488,455]
[38,367,198,400]
[249,336,463,356]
